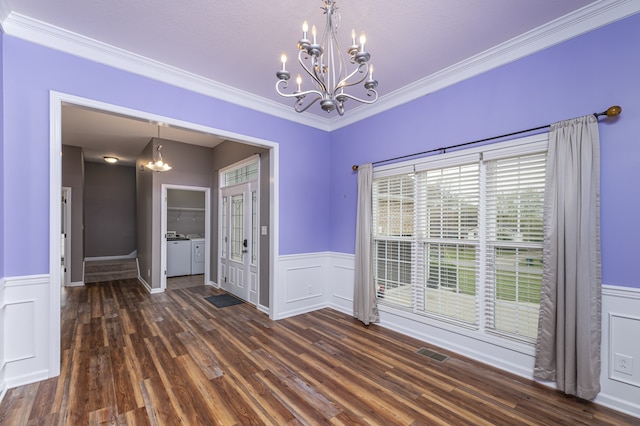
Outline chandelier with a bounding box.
[276,0,378,116]
[145,126,172,172]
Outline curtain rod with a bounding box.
[351,105,621,171]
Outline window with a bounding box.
[372,136,547,343]
[484,153,546,340]
[372,174,414,307]
[223,161,259,187]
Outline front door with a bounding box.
[220,182,258,303]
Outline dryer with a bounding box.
[191,238,205,275]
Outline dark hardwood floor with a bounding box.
[0,278,637,425]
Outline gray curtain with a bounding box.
[354,163,379,325]
[534,115,602,400]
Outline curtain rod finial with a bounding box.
[352,165,359,171]
[596,105,622,117]
[606,105,622,117]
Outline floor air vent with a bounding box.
[416,347,448,362]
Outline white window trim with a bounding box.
[372,132,549,354]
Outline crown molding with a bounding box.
[1,12,334,131]
[2,0,639,133]
[330,0,640,131]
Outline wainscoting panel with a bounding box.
[276,253,329,319]
[4,300,36,362]
[599,285,640,417]
[327,252,355,315]
[1,275,51,390]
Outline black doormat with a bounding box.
[204,293,244,308]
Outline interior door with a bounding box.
[220,182,255,302]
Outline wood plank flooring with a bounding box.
[0,278,637,425]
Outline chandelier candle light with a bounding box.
[276,0,378,116]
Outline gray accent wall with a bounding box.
[136,142,154,284]
[84,162,137,258]
[61,145,84,284]
[167,189,205,237]
[137,138,214,289]
[211,141,270,308]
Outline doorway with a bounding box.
[161,185,210,292]
[51,92,280,378]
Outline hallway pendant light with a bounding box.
[275,0,378,116]
[145,126,172,172]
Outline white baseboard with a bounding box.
[4,369,49,390]
[137,276,164,294]
[66,280,84,287]
[277,301,328,320]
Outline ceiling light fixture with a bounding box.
[145,126,172,172]
[103,156,118,164]
[276,0,378,116]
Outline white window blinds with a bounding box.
[372,174,414,307]
[372,137,547,344]
[484,152,546,340]
[415,163,480,326]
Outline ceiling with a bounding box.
[0,0,610,165]
[61,105,225,165]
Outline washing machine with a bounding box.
[190,238,205,274]
[167,238,191,277]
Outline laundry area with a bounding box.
[166,189,206,278]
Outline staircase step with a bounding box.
[84,259,138,283]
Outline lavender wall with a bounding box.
[2,35,331,277]
[329,13,640,288]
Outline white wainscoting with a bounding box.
[597,285,640,417]
[0,275,52,392]
[276,252,330,319]
[276,252,640,419]
[275,252,356,320]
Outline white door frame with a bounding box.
[50,91,280,379]
[218,155,261,305]
[61,187,72,287]
[161,184,211,291]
